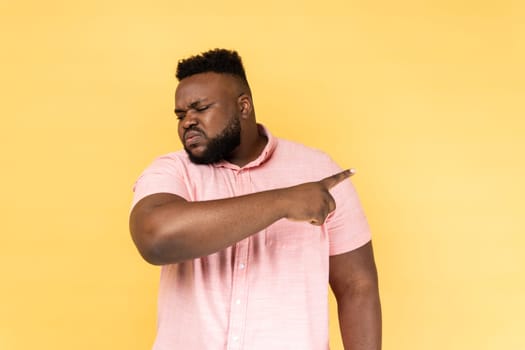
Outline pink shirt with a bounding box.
[132,126,371,350]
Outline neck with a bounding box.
[226,124,268,167]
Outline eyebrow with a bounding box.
[174,98,209,114]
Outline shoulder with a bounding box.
[137,150,217,186]
[262,138,341,185]
[271,137,342,178]
[131,150,193,208]
[141,150,190,173]
[274,137,332,160]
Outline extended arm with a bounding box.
[329,241,382,350]
[129,169,353,265]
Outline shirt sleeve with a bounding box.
[131,153,190,210]
[323,158,372,256]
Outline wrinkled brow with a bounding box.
[174,98,209,114]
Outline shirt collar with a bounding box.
[213,124,277,171]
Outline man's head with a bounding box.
[176,49,251,96]
[174,49,255,165]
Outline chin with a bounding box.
[188,146,207,157]
[185,147,212,165]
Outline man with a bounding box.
[130,49,381,350]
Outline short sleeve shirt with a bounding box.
[132,125,371,350]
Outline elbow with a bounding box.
[349,279,380,298]
[128,192,207,265]
[331,275,379,300]
[137,240,169,266]
[335,279,380,304]
[129,205,192,265]
[131,225,187,266]
[130,228,161,265]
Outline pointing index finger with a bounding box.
[321,168,356,189]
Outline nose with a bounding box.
[181,110,198,130]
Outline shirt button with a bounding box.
[239,263,245,269]
[233,335,239,341]
[235,299,241,305]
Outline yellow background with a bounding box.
[1,0,524,349]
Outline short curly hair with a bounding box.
[176,49,250,91]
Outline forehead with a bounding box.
[175,72,238,107]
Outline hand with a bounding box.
[281,169,355,225]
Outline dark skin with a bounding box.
[129,72,381,349]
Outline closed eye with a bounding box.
[195,104,211,112]
[174,102,213,120]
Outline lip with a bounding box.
[184,130,204,146]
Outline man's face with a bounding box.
[175,73,242,164]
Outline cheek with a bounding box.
[177,123,184,139]
[197,113,218,134]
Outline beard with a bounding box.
[184,115,241,165]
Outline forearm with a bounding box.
[131,170,351,265]
[140,189,287,264]
[336,283,382,350]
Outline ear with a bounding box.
[237,93,253,119]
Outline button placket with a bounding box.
[227,239,249,349]
[226,170,250,349]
